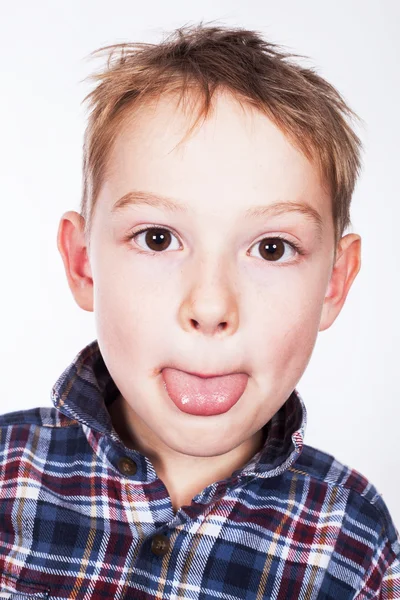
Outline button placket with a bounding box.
[117,456,137,476]
[150,534,170,556]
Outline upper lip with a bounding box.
[162,367,246,379]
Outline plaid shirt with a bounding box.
[0,341,399,600]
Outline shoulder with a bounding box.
[0,406,77,429]
[0,407,80,452]
[0,407,86,484]
[294,443,381,499]
[294,443,392,508]
[291,444,400,558]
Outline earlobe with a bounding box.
[56,211,94,312]
[319,233,361,332]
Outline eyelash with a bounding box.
[127,225,305,262]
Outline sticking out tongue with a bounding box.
[161,368,248,416]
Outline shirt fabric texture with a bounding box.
[0,340,399,600]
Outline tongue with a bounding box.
[161,368,248,416]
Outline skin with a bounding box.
[57,91,361,513]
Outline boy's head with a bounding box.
[57,24,361,459]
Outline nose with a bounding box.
[178,260,240,337]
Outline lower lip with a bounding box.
[161,368,249,416]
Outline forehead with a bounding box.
[100,91,331,224]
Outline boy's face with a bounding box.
[59,91,360,459]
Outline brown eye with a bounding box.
[259,238,285,261]
[132,227,180,252]
[250,237,297,262]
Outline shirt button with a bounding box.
[117,457,137,476]
[151,534,170,556]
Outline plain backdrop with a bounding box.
[0,0,398,527]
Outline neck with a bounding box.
[108,394,266,512]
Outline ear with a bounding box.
[319,233,361,332]
[56,211,94,312]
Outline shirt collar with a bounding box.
[51,339,307,479]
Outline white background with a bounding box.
[0,0,398,527]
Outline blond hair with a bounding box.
[81,23,362,245]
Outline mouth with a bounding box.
[161,367,249,417]
[174,368,244,379]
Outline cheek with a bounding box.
[246,271,326,380]
[92,248,177,347]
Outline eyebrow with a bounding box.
[112,190,324,240]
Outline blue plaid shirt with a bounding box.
[0,340,399,599]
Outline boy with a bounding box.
[0,22,399,600]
